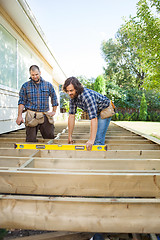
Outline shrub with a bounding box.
[139,93,148,121]
[123,112,132,121]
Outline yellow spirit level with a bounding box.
[14,143,107,151]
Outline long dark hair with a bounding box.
[63,77,84,95]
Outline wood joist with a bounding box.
[0,121,160,233]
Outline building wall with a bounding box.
[0,6,60,134]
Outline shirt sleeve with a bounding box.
[50,84,58,106]
[69,99,77,114]
[84,92,97,119]
[18,85,27,105]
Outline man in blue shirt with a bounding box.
[16,65,58,142]
[63,77,111,150]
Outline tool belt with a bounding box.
[100,101,116,119]
[25,110,54,127]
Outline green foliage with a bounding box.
[0,229,7,240]
[94,75,106,94]
[139,93,148,120]
[112,109,160,122]
[105,77,160,110]
[78,75,95,90]
[121,0,160,91]
[101,34,145,90]
[101,0,160,92]
[63,99,82,121]
[131,112,139,121]
[123,112,132,121]
[63,99,70,112]
[147,111,160,121]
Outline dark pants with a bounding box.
[26,115,54,142]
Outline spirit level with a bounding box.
[14,143,107,151]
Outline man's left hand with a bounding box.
[86,140,94,151]
[47,111,56,117]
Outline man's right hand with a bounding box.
[16,116,24,125]
[68,137,74,144]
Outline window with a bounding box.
[18,43,31,88]
[0,24,17,89]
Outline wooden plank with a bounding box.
[53,139,152,144]
[39,149,160,159]
[107,144,160,150]
[0,157,29,167]
[30,158,160,171]
[1,195,160,233]
[0,149,40,157]
[0,170,160,197]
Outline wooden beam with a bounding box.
[0,170,160,197]
[53,139,152,144]
[31,158,160,171]
[0,149,39,157]
[1,195,160,233]
[39,149,160,159]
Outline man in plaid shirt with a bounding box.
[63,77,111,150]
[16,65,58,142]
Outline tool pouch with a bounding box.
[44,112,54,125]
[25,110,44,127]
[100,101,116,119]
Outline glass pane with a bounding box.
[18,43,31,89]
[0,24,17,89]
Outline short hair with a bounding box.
[63,77,84,95]
[29,65,40,72]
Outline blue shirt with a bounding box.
[18,77,58,112]
[69,87,110,119]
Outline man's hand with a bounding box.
[16,116,24,125]
[68,137,74,144]
[47,111,56,117]
[86,140,94,151]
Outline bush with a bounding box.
[131,112,139,121]
[123,112,132,121]
[139,93,148,121]
[149,111,160,122]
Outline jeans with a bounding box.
[94,115,111,145]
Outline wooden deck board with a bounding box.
[1,195,160,233]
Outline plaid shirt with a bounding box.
[18,77,58,112]
[69,87,110,119]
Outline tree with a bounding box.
[121,0,160,91]
[139,93,148,120]
[101,34,145,90]
[94,75,106,95]
[78,75,95,90]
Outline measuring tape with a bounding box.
[14,143,107,151]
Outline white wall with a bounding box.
[0,85,25,134]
